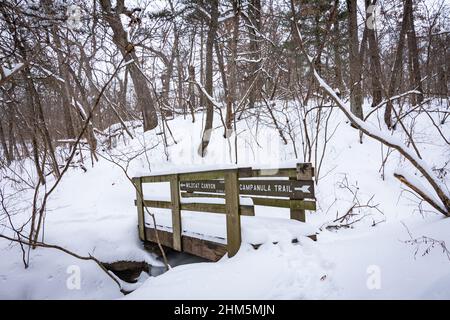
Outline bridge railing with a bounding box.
[133,163,316,257]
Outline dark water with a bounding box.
[150,251,208,277]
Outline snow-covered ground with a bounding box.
[0,99,449,299]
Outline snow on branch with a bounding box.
[291,17,450,216]
[191,78,223,110]
[0,63,25,86]
[235,57,263,64]
[191,4,235,24]
[364,90,422,121]
[218,12,235,23]
[312,68,449,215]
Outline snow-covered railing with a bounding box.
[132,163,316,260]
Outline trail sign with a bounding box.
[180,179,315,199]
[134,163,317,261]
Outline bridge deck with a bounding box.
[143,206,317,261]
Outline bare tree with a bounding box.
[365,0,383,108]
[405,0,424,104]
[98,0,158,132]
[346,0,363,119]
[198,0,219,157]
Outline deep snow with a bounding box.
[0,99,449,299]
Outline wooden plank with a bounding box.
[144,226,175,247]
[224,170,241,257]
[144,227,227,261]
[133,177,146,241]
[240,180,314,198]
[178,201,254,216]
[253,197,316,210]
[170,174,182,251]
[181,192,226,199]
[136,164,313,182]
[179,171,228,181]
[139,167,297,181]
[246,163,313,178]
[137,199,171,209]
[180,192,316,210]
[180,179,315,199]
[181,234,228,262]
[140,175,173,183]
[138,198,315,215]
[179,168,252,182]
[180,180,224,193]
[249,167,297,178]
[136,199,255,216]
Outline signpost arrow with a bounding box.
[294,185,311,193]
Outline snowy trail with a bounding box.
[126,239,336,300]
[128,216,450,300]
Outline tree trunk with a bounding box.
[333,16,345,95]
[347,0,363,119]
[405,0,423,104]
[17,128,30,159]
[366,0,383,107]
[225,0,240,137]
[0,120,12,165]
[23,86,45,184]
[7,107,15,161]
[175,32,184,114]
[188,65,196,122]
[198,0,219,157]
[27,75,61,178]
[163,48,176,113]
[3,4,60,178]
[64,64,99,163]
[247,0,262,108]
[59,83,76,138]
[215,41,230,133]
[42,0,76,139]
[199,20,205,108]
[98,0,158,131]
[385,0,409,128]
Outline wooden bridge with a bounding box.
[133,163,317,261]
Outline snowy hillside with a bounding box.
[1,103,449,299]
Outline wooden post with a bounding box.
[134,177,146,241]
[170,174,182,251]
[289,176,306,222]
[224,169,241,257]
[290,199,306,221]
[290,163,314,222]
[296,162,313,180]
